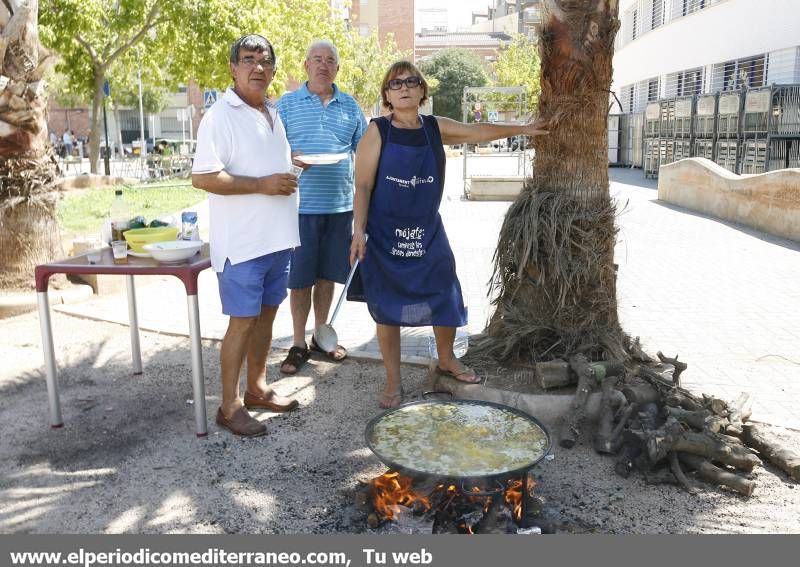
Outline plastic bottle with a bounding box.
[109,189,130,242]
[181,211,199,241]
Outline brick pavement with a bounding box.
[54,159,800,428]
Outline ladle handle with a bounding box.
[328,257,359,326]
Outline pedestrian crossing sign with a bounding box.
[203,90,219,109]
[488,111,499,122]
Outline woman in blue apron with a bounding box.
[351,61,549,408]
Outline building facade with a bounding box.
[350,0,415,53]
[613,0,800,113]
[462,0,542,39]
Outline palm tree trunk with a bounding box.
[483,0,627,362]
[0,0,64,290]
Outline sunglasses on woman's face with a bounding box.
[387,76,422,90]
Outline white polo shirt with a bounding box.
[193,88,300,272]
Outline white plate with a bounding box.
[128,250,152,258]
[294,153,348,165]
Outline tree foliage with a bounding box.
[419,48,489,120]
[492,33,541,110]
[39,0,402,173]
[40,0,268,171]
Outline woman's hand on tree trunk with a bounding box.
[520,118,550,137]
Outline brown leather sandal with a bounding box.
[280,345,309,375]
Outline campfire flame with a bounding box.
[367,472,535,533]
[504,479,525,522]
[369,472,431,520]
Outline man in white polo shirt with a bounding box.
[192,34,300,437]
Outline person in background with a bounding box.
[276,39,367,374]
[350,61,549,408]
[62,130,73,157]
[192,34,299,437]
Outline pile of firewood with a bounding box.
[559,350,800,496]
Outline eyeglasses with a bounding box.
[387,76,422,90]
[237,57,274,70]
[309,56,337,67]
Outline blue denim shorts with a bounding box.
[288,212,352,289]
[217,249,291,317]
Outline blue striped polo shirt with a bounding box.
[277,82,367,214]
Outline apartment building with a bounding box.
[350,0,415,53]
[613,0,800,113]
[463,0,543,39]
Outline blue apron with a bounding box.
[360,115,466,327]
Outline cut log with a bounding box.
[431,372,624,431]
[669,451,698,495]
[645,418,761,472]
[558,354,595,449]
[656,351,688,387]
[663,389,704,413]
[621,382,660,405]
[726,393,753,436]
[664,406,726,433]
[678,453,755,497]
[535,359,574,389]
[593,373,626,454]
[741,424,800,482]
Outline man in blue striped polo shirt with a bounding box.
[277,40,367,374]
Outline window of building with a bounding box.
[621,84,635,113]
[631,8,638,40]
[718,55,767,91]
[359,23,370,37]
[647,77,660,102]
[675,68,703,96]
[651,0,665,30]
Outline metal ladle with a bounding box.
[313,257,360,353]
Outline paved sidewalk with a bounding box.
[54,160,800,429]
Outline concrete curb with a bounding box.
[0,284,94,319]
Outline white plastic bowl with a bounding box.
[143,240,203,263]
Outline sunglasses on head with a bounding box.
[387,76,422,90]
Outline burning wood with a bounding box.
[368,472,430,521]
[362,472,540,534]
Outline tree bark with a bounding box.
[0,0,63,289]
[485,0,625,363]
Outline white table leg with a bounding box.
[187,294,207,437]
[37,291,63,428]
[125,274,143,374]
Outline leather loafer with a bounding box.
[244,390,299,412]
[216,407,267,437]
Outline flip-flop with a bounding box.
[435,365,482,384]
[310,335,347,362]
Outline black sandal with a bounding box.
[280,345,310,375]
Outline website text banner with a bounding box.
[2,535,797,567]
